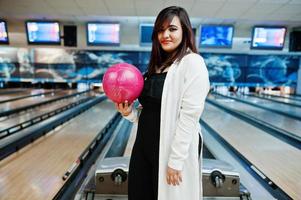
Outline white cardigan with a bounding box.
[124,53,209,200]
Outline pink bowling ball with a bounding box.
[102,63,144,104]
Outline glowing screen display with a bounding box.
[0,21,9,44]
[200,25,234,48]
[26,21,61,44]
[87,23,120,45]
[251,27,286,50]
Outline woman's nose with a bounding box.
[163,30,170,38]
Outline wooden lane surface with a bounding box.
[0,90,78,113]
[202,103,301,199]
[0,91,90,123]
[233,94,301,118]
[272,94,301,101]
[0,99,117,200]
[0,89,32,100]
[0,94,91,132]
[0,88,28,95]
[0,89,54,102]
[209,95,301,138]
[252,94,301,106]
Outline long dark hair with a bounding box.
[147,6,197,76]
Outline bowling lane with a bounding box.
[0,88,28,95]
[209,94,301,138]
[202,103,301,199]
[0,89,78,114]
[272,94,301,101]
[249,93,301,107]
[225,93,301,118]
[0,99,117,200]
[0,93,93,134]
[0,89,56,103]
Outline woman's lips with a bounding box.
[161,40,171,45]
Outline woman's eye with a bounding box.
[169,28,177,32]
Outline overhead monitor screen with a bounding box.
[0,20,9,44]
[87,23,120,46]
[251,26,286,50]
[200,25,234,48]
[26,21,61,45]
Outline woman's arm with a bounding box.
[168,54,210,171]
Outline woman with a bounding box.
[115,6,209,200]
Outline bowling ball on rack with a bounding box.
[102,63,144,104]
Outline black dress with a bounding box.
[128,72,167,200]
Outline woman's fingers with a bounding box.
[166,170,182,186]
[124,100,129,110]
[115,103,123,112]
[115,100,133,116]
[166,176,170,185]
[129,103,133,110]
[168,174,179,186]
[172,174,177,186]
[174,174,180,185]
[178,172,183,183]
[116,103,122,112]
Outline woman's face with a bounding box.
[158,16,183,53]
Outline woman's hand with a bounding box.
[166,166,182,186]
[115,100,133,116]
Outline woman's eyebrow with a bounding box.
[160,24,178,30]
[168,24,178,28]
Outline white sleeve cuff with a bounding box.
[168,158,184,171]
